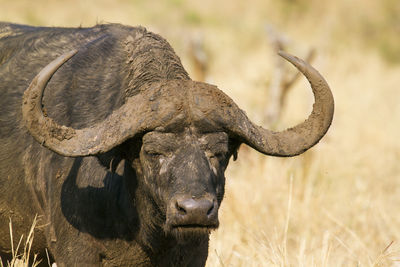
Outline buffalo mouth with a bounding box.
[166,219,219,232]
[170,222,219,231]
[173,223,219,228]
[165,222,219,242]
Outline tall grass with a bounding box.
[0,216,41,267]
[1,0,400,266]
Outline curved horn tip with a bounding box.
[50,49,79,67]
[49,49,78,68]
[278,50,306,68]
[64,49,79,57]
[35,49,79,83]
[278,50,298,61]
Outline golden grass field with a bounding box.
[1,0,400,266]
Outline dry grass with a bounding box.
[1,0,400,266]
[0,216,41,267]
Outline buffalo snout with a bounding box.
[168,195,219,229]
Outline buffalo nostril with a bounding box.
[176,202,187,215]
[207,202,215,216]
[175,198,215,217]
[171,197,219,227]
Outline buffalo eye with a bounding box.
[205,150,226,170]
[206,151,224,160]
[143,145,167,157]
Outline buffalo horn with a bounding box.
[224,51,334,156]
[22,50,179,157]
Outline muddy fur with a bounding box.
[0,22,235,267]
[0,22,334,266]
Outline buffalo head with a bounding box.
[21,49,333,240]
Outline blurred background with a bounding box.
[1,0,400,266]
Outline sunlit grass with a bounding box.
[1,0,400,266]
[0,216,41,267]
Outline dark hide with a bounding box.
[0,23,238,266]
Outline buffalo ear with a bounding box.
[231,143,240,161]
[233,149,238,161]
[96,146,124,173]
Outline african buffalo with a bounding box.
[0,23,334,266]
